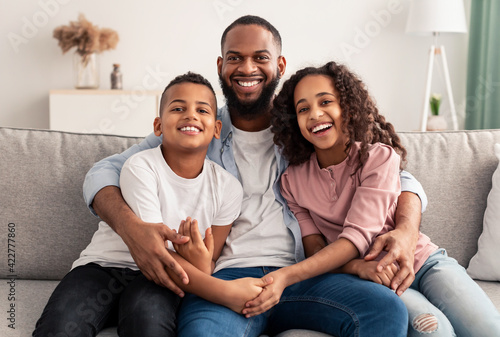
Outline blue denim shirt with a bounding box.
[83,105,428,264]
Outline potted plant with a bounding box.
[427,93,448,131]
[53,14,119,89]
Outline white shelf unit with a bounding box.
[49,89,162,137]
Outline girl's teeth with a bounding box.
[312,124,332,133]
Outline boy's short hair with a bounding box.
[220,15,282,53]
[159,72,217,116]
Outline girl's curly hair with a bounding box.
[271,61,406,172]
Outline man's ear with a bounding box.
[217,56,223,76]
[153,117,162,136]
[213,120,222,139]
[278,55,287,78]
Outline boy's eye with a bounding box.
[172,107,184,112]
[198,109,209,114]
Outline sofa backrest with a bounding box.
[399,130,500,267]
[0,127,143,280]
[1,127,500,280]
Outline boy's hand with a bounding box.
[173,217,214,274]
[242,271,285,317]
[222,277,273,314]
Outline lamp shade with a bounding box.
[406,0,467,34]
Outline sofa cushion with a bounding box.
[0,127,143,280]
[467,143,500,280]
[398,130,500,267]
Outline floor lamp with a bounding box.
[406,0,467,131]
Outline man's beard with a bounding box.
[219,71,280,120]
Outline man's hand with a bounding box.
[365,191,422,296]
[173,217,214,274]
[92,186,190,296]
[365,228,417,295]
[120,220,190,295]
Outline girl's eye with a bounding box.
[321,100,333,105]
[297,107,308,114]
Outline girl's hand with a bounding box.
[352,259,398,288]
[173,217,214,274]
[242,271,285,317]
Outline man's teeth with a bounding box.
[180,126,200,132]
[312,124,333,133]
[238,80,260,87]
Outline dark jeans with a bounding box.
[32,263,180,337]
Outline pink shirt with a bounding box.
[280,142,437,273]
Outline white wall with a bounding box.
[0,0,470,132]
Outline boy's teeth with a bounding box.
[238,80,260,87]
[180,126,200,132]
[312,123,333,133]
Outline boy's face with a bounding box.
[154,83,221,154]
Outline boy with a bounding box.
[33,72,268,337]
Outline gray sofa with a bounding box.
[1,126,499,337]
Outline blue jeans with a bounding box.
[401,249,500,336]
[32,263,180,337]
[177,267,408,337]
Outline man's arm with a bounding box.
[364,191,421,295]
[92,186,189,295]
[83,133,190,294]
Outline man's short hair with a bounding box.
[220,15,282,53]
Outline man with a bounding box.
[85,15,426,336]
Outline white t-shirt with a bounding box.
[215,127,295,272]
[73,146,243,270]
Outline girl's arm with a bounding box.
[165,249,271,313]
[243,237,359,317]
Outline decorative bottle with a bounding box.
[111,64,123,90]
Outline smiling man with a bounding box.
[73,15,426,337]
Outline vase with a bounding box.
[73,52,99,89]
[427,115,448,131]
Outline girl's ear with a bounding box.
[153,117,162,136]
[213,120,222,139]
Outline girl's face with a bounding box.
[294,74,348,166]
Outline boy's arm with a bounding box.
[365,170,425,296]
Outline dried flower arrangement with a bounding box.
[53,14,119,64]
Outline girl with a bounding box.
[244,61,500,336]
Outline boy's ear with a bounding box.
[213,120,222,139]
[153,117,162,136]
